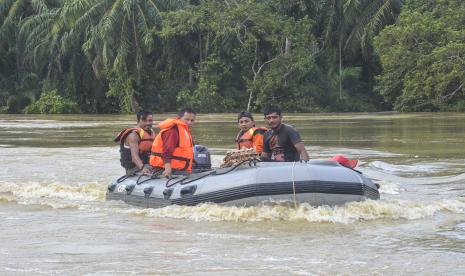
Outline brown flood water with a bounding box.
[0,113,464,275]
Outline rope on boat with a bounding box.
[136,170,163,185]
[116,152,262,188]
[291,161,297,209]
[165,157,261,188]
[116,167,142,183]
[165,175,189,188]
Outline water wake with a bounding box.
[113,198,465,224]
[370,161,445,174]
[377,180,404,194]
[1,180,464,224]
[0,181,106,208]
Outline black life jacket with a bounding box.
[114,128,155,169]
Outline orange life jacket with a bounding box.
[114,128,156,168]
[150,118,194,172]
[235,127,267,153]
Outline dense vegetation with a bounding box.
[0,0,463,114]
[375,0,465,111]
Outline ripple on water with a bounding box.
[369,161,445,174]
[0,120,129,129]
[437,222,465,241]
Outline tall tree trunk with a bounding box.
[198,33,202,63]
[246,76,257,112]
[188,68,194,85]
[285,37,291,57]
[339,34,343,100]
[338,3,343,100]
[130,93,138,113]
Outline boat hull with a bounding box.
[106,161,380,208]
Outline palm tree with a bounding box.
[60,0,188,112]
[0,0,61,107]
[318,0,403,99]
[18,4,63,76]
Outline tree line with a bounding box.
[0,0,463,114]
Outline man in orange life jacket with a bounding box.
[114,110,155,175]
[235,111,267,154]
[150,108,196,177]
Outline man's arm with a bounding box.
[260,133,271,160]
[294,142,309,161]
[260,151,271,160]
[127,132,145,170]
[285,125,308,161]
[253,132,264,154]
[161,127,179,177]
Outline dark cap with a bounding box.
[237,111,254,122]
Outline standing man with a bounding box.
[114,110,155,175]
[260,106,309,162]
[150,108,196,177]
[235,111,267,154]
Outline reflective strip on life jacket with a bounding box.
[150,152,191,171]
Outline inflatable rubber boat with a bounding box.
[106,147,379,207]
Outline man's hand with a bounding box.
[260,152,271,161]
[141,164,152,174]
[162,163,172,178]
[294,142,309,161]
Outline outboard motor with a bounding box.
[192,145,212,173]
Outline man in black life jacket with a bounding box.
[114,110,155,175]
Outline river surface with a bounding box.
[1,113,465,275]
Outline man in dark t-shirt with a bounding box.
[261,106,309,162]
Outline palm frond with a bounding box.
[344,0,403,51]
[4,0,27,25]
[0,0,16,22]
[31,0,50,13]
[141,0,163,28]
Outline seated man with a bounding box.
[235,111,267,154]
[150,108,196,177]
[260,106,309,162]
[114,110,155,175]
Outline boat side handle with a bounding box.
[180,185,197,198]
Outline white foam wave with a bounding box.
[314,147,405,158]
[0,181,106,208]
[377,180,404,195]
[2,181,464,224]
[370,161,444,174]
[110,199,465,224]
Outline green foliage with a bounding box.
[24,89,80,114]
[6,95,31,113]
[3,0,461,113]
[106,75,140,113]
[375,0,465,111]
[161,0,325,111]
[176,56,236,112]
